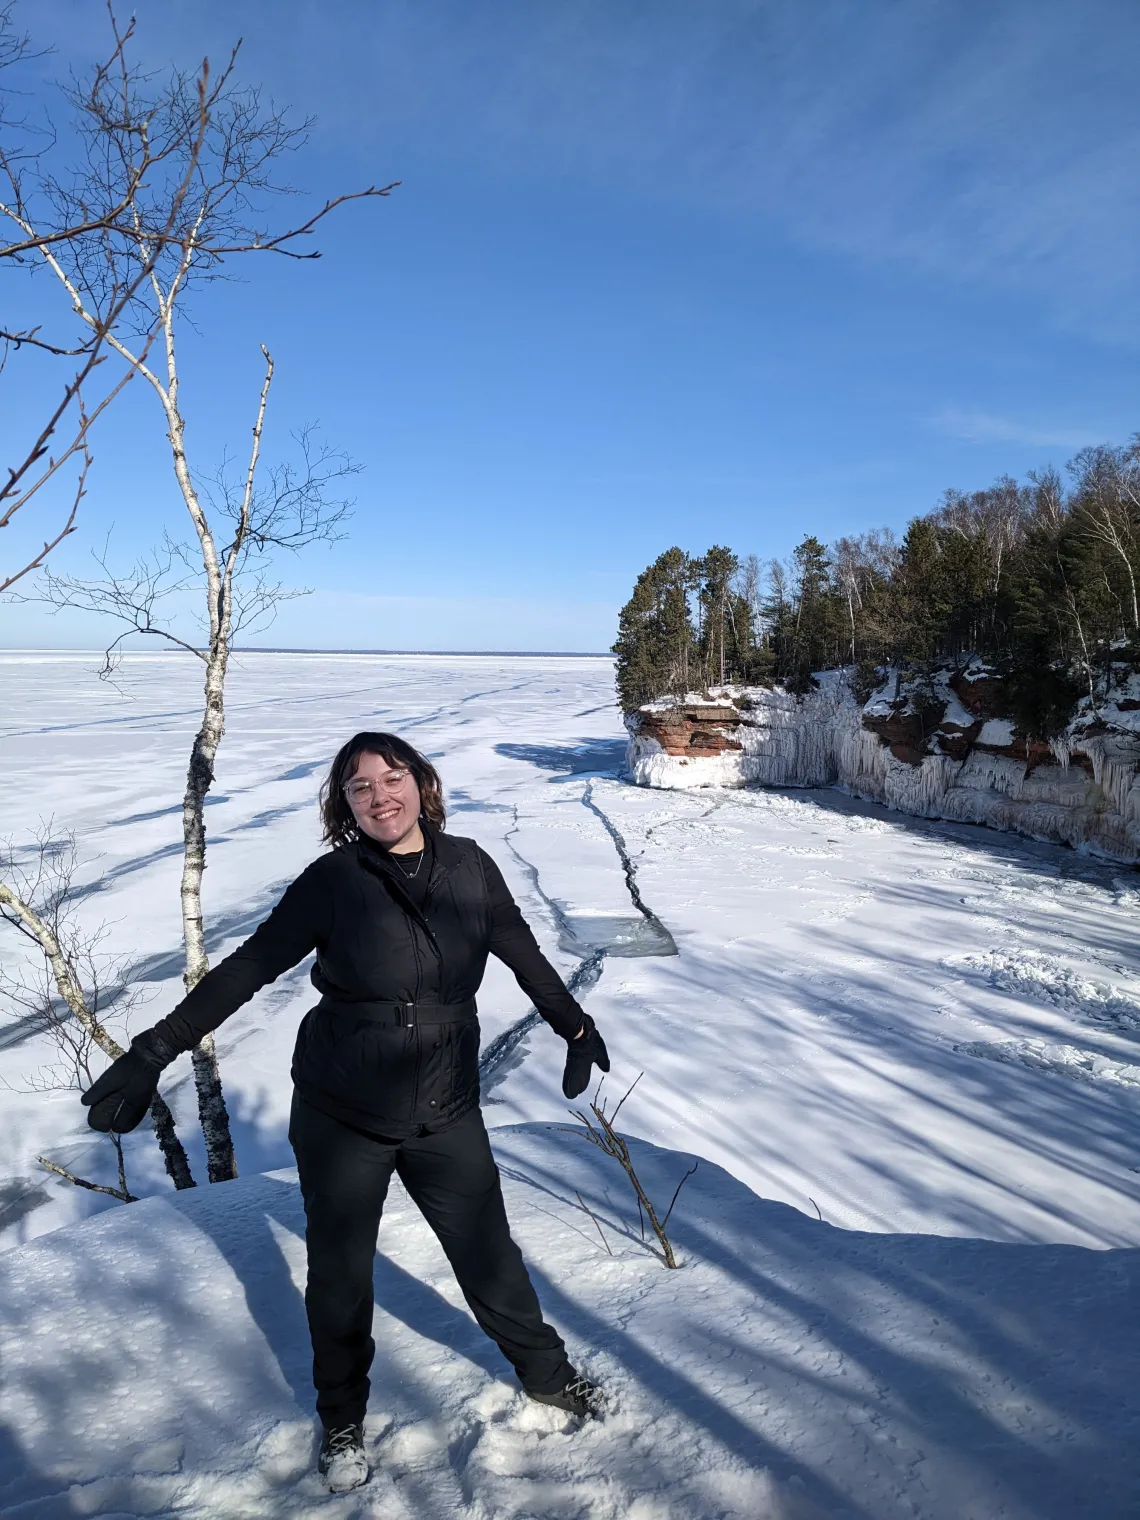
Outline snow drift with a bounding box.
[627,666,1140,862]
[3,1124,1138,1520]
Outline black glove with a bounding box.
[562,1013,610,1100]
[81,1032,172,1133]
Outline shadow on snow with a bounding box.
[1,1129,1136,1517]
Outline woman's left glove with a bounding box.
[562,1013,610,1100]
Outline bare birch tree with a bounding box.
[833,529,899,666]
[734,553,763,646]
[0,6,214,592]
[832,537,863,666]
[39,410,357,1189]
[1071,446,1140,633]
[12,9,388,1183]
[0,830,195,1195]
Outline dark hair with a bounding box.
[320,731,446,847]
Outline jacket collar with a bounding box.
[423,821,462,878]
[352,826,441,955]
[352,818,460,887]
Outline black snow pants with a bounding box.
[288,1093,572,1429]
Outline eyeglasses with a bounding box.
[344,769,412,803]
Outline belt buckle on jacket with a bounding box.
[397,1001,416,1029]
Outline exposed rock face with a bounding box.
[627,667,1140,863]
[636,704,743,758]
[861,701,950,766]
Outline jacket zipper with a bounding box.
[357,845,447,1124]
[408,909,423,1119]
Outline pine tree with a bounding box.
[612,547,695,711]
[891,518,951,666]
[695,545,739,687]
[778,536,839,688]
[1002,517,1082,738]
[612,568,663,712]
[614,438,1140,724]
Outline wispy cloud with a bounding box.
[926,407,1109,452]
[45,1,1140,341]
[285,0,1140,344]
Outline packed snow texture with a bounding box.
[4,1128,1138,1520]
[2,652,1140,1518]
[628,672,1140,861]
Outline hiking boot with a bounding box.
[527,1370,603,1418]
[318,1422,369,1493]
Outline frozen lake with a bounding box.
[2,651,1140,1518]
[2,649,1140,1250]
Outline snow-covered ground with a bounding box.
[1,652,1139,1518]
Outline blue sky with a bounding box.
[4,0,1140,651]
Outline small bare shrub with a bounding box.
[569,1074,697,1269]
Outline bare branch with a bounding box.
[30,538,208,670]
[0,880,117,1044]
[609,1070,642,1127]
[203,181,400,257]
[574,1189,613,1256]
[0,829,195,1189]
[660,1160,698,1231]
[224,343,274,579]
[566,1075,685,1269]
[0,13,141,259]
[0,325,97,357]
[0,9,213,582]
[230,575,309,640]
[36,1154,137,1203]
[0,416,91,595]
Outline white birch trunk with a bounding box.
[168,344,272,1185]
[1086,501,1139,632]
[1125,558,1139,633]
[180,646,238,1183]
[134,288,243,1186]
[35,234,273,1186]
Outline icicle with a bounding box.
[627,679,1140,862]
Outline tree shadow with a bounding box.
[642,933,1140,1243]
[371,1249,507,1383]
[0,1176,52,1233]
[498,1125,1140,1520]
[0,1414,68,1514]
[5,1129,1136,1517]
[495,739,628,780]
[125,878,296,982]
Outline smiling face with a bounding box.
[344,750,425,852]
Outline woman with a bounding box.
[80,732,611,1495]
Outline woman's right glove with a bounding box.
[562,1013,610,1100]
[81,1031,175,1133]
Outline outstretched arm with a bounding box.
[82,863,330,1134]
[480,848,585,1039]
[143,864,330,1060]
[480,848,610,1096]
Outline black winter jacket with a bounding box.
[140,825,584,1135]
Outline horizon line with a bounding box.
[0,646,615,658]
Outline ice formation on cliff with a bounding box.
[628,668,1140,862]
